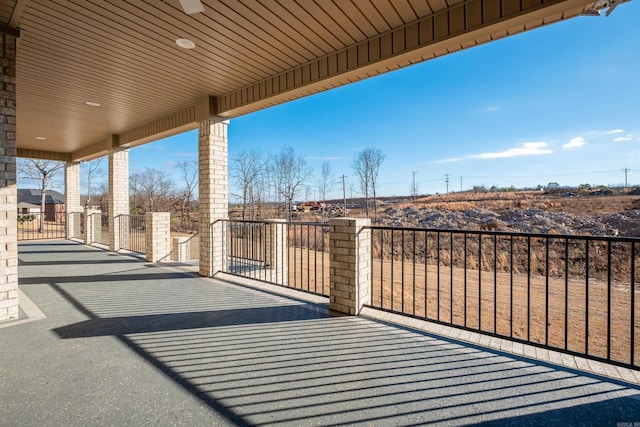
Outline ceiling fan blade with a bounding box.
[178,0,205,14]
[605,4,618,16]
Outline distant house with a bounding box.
[17,189,65,221]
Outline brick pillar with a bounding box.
[108,147,129,251]
[65,162,82,239]
[264,219,287,284]
[84,208,101,244]
[198,118,228,277]
[329,218,372,315]
[0,31,18,321]
[146,212,170,262]
[172,237,190,262]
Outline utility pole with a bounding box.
[341,174,347,217]
[445,173,450,193]
[411,171,417,201]
[623,168,630,188]
[460,176,463,192]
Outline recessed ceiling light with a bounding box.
[35,136,46,140]
[86,101,101,107]
[176,38,196,49]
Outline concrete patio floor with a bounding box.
[3,240,640,426]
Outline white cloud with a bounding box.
[606,129,624,134]
[563,136,586,149]
[469,142,552,159]
[485,106,500,112]
[614,134,633,142]
[434,157,464,164]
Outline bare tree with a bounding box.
[81,157,104,206]
[317,161,335,221]
[175,161,198,226]
[268,147,313,221]
[352,148,385,221]
[230,149,265,220]
[18,159,65,232]
[130,168,175,214]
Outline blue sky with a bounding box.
[105,2,639,200]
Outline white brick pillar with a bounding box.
[146,212,171,262]
[108,146,129,251]
[65,161,82,239]
[84,208,101,244]
[0,31,18,321]
[264,219,287,284]
[329,218,372,315]
[172,236,190,262]
[198,118,228,277]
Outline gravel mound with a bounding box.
[380,206,640,237]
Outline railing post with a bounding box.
[264,219,288,284]
[84,208,101,245]
[145,212,170,262]
[329,218,372,315]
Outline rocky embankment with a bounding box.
[380,207,640,237]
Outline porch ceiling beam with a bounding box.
[8,0,28,29]
[16,148,71,162]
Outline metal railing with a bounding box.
[17,212,66,240]
[367,226,640,369]
[220,220,329,296]
[118,214,146,254]
[288,222,329,296]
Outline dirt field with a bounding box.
[397,189,640,217]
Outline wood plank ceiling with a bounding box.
[2,0,600,161]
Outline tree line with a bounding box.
[231,146,385,222]
[17,145,387,229]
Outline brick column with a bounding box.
[65,162,82,239]
[0,31,18,321]
[84,208,101,244]
[264,219,287,284]
[145,212,170,262]
[329,218,372,315]
[108,147,129,251]
[198,118,228,277]
[172,237,190,262]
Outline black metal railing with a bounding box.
[219,220,329,296]
[118,214,145,254]
[367,226,640,369]
[287,221,329,296]
[17,212,66,240]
